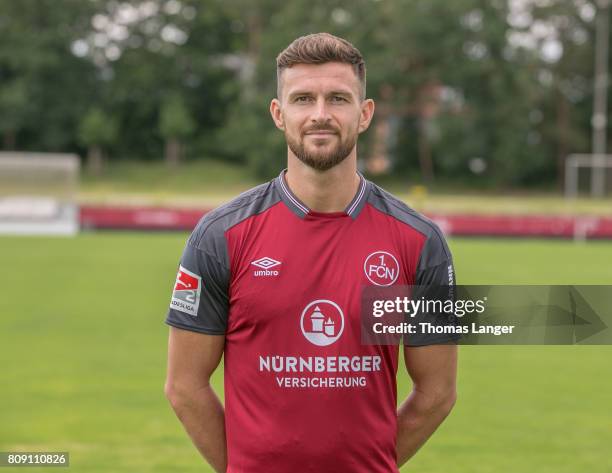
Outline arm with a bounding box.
[396,343,458,466]
[164,326,227,473]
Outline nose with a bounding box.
[311,97,331,123]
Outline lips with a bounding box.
[305,130,337,136]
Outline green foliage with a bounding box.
[78,107,118,147]
[0,80,28,133]
[159,94,195,140]
[0,0,609,186]
[0,0,98,150]
[217,95,286,178]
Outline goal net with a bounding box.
[0,152,80,236]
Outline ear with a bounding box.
[270,98,285,131]
[358,98,375,134]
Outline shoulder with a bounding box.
[188,180,280,251]
[367,182,444,240]
[366,181,451,264]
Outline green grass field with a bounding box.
[1,234,611,472]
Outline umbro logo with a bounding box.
[251,257,281,269]
[251,257,281,277]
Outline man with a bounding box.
[164,33,457,473]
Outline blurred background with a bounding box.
[1,0,612,197]
[1,1,612,472]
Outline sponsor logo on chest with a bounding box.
[258,298,383,389]
[300,299,344,346]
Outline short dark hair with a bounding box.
[276,32,366,100]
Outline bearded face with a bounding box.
[272,62,369,172]
[284,118,359,171]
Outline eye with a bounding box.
[294,96,312,103]
[331,95,348,103]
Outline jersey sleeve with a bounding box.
[405,225,459,346]
[165,230,230,335]
[416,229,455,287]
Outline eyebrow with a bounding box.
[287,90,354,100]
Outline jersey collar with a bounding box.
[275,169,370,220]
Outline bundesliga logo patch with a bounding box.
[170,265,202,317]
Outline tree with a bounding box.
[529,0,600,189]
[0,80,28,149]
[0,0,98,152]
[69,0,238,162]
[78,107,117,175]
[159,93,195,167]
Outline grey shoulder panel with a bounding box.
[188,181,281,266]
[165,180,280,335]
[367,183,452,271]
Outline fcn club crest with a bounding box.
[170,265,202,317]
[363,251,400,286]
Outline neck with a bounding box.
[285,152,360,213]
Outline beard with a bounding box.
[285,125,357,172]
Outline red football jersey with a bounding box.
[167,171,455,472]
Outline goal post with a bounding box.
[0,152,80,236]
[565,154,612,199]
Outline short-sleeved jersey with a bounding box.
[166,170,455,473]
